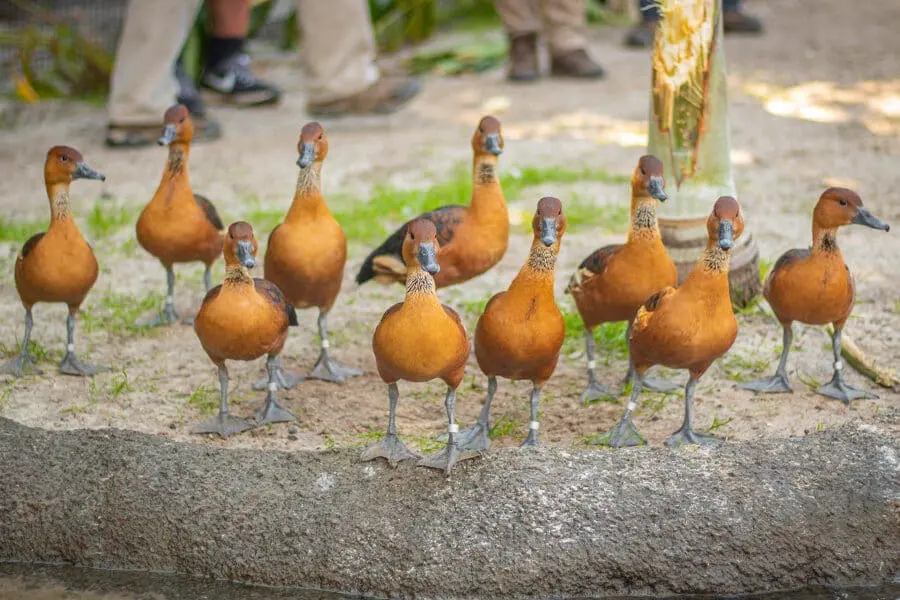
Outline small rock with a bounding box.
[288,427,298,434]
[288,435,298,441]
[168,422,177,430]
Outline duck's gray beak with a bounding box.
[717,220,734,251]
[851,207,890,232]
[484,134,502,155]
[540,217,557,247]
[73,162,106,182]
[158,124,176,146]
[417,242,440,275]
[648,176,667,201]
[297,142,316,168]
[236,240,256,269]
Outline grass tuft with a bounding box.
[81,291,166,336]
[85,201,139,240]
[186,383,218,416]
[0,217,46,244]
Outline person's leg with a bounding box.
[494,0,540,81]
[298,0,420,117]
[106,0,218,146]
[624,0,658,48]
[543,0,604,79]
[722,0,763,34]
[201,0,281,106]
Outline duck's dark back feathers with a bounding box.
[194,194,224,231]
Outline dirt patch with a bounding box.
[0,0,898,453]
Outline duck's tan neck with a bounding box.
[699,243,732,275]
[405,267,438,299]
[164,144,191,181]
[470,155,504,215]
[511,240,558,296]
[286,163,326,221]
[223,264,252,285]
[812,225,840,254]
[627,197,661,243]
[46,182,74,222]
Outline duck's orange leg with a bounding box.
[192,362,251,437]
[740,324,794,394]
[419,387,480,476]
[665,372,721,447]
[591,371,648,448]
[816,325,878,404]
[360,382,421,466]
[309,310,363,383]
[59,309,108,377]
[457,375,497,453]
[0,309,41,378]
[254,354,297,425]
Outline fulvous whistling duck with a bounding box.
[566,155,678,403]
[740,187,889,403]
[596,196,744,448]
[456,197,566,451]
[0,146,106,378]
[256,122,362,389]
[135,104,224,326]
[192,222,298,437]
[355,116,508,289]
[362,218,476,475]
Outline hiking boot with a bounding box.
[201,53,281,107]
[723,9,763,34]
[307,75,421,117]
[507,33,539,82]
[624,20,657,48]
[105,117,222,148]
[550,48,605,79]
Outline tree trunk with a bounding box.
[648,0,761,307]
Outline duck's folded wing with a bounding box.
[18,232,46,261]
[566,244,622,293]
[194,194,224,231]
[253,278,298,326]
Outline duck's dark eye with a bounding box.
[639,167,646,176]
[409,233,415,240]
[318,133,323,140]
[838,199,848,206]
[60,155,69,162]
[478,126,484,134]
[179,117,185,123]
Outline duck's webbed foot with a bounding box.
[136,303,180,328]
[360,433,421,467]
[520,426,539,447]
[252,359,303,391]
[254,396,296,425]
[456,421,491,453]
[590,418,647,448]
[740,371,792,394]
[640,373,680,393]
[580,380,615,405]
[665,426,721,448]
[309,348,363,384]
[816,370,877,404]
[59,352,108,377]
[419,439,478,476]
[192,412,251,438]
[0,353,41,378]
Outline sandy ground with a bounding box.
[0,0,897,455]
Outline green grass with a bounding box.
[719,353,772,383]
[107,370,133,399]
[707,413,734,432]
[0,217,46,244]
[561,196,629,234]
[81,291,166,336]
[332,164,629,244]
[186,383,218,416]
[85,201,139,240]
[245,199,287,237]
[488,415,520,440]
[559,297,629,360]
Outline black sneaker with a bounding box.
[200,53,281,107]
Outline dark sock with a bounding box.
[205,37,244,71]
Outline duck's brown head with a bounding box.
[532,196,566,248]
[402,218,440,275]
[814,187,890,232]
[707,196,744,251]
[45,146,105,186]
[471,116,503,157]
[224,221,258,269]
[297,121,328,168]
[632,155,667,202]
[158,104,193,147]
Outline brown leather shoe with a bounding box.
[550,49,605,79]
[507,33,539,82]
[624,20,657,48]
[307,75,421,117]
[723,10,763,34]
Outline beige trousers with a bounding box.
[108,0,379,125]
[494,0,586,55]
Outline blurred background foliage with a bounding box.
[1,0,630,103]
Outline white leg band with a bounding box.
[626,401,637,412]
[834,360,842,371]
[529,421,540,430]
[448,424,459,434]
[165,295,174,306]
[321,339,330,349]
[587,360,596,370]
[268,382,278,392]
[66,343,75,353]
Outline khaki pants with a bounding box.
[108,0,379,125]
[494,0,586,55]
